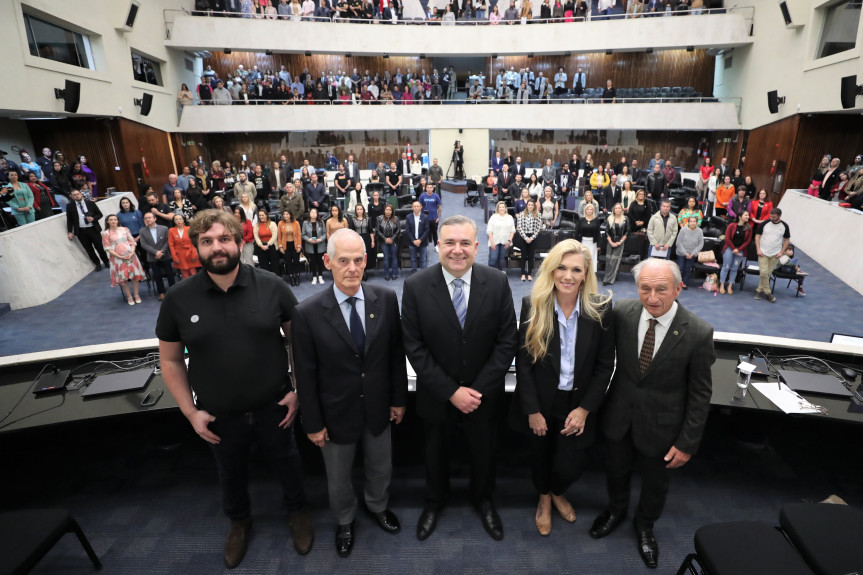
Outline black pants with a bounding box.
[307,252,324,276]
[521,239,536,275]
[530,390,588,495]
[281,242,300,276]
[149,259,175,294]
[605,428,671,530]
[424,399,497,509]
[76,227,110,267]
[428,219,439,247]
[255,245,278,273]
[208,401,307,521]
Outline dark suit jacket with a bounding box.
[344,160,360,183]
[138,224,173,262]
[292,284,408,444]
[600,299,715,458]
[512,163,527,178]
[65,199,103,235]
[819,168,841,200]
[396,159,412,180]
[509,296,615,446]
[402,263,518,423]
[497,171,514,191]
[405,212,430,246]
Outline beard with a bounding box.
[200,249,241,275]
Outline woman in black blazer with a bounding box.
[509,239,615,537]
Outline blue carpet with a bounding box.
[1,190,862,356]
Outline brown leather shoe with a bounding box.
[535,495,551,536]
[551,494,576,523]
[224,518,252,569]
[289,509,315,555]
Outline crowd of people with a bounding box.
[482,148,808,302]
[0,148,99,227]
[155,202,715,568]
[190,0,714,22]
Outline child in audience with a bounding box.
[777,244,807,297]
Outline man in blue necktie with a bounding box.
[402,215,518,543]
[65,189,109,272]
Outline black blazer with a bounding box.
[600,299,715,458]
[65,199,103,234]
[509,296,614,446]
[405,212,430,246]
[512,163,527,178]
[402,263,518,423]
[292,284,408,444]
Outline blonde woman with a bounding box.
[509,239,614,537]
[574,203,600,272]
[487,200,515,271]
[578,190,600,218]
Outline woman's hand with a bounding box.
[528,413,548,436]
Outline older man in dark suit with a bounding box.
[402,215,518,542]
[293,228,407,558]
[139,211,175,300]
[590,258,715,569]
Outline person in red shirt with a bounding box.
[748,189,773,226]
[696,158,713,201]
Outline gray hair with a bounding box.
[326,228,366,259]
[632,258,682,286]
[439,214,478,237]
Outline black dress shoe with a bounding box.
[636,527,659,568]
[385,275,391,281]
[366,508,401,534]
[94,264,102,272]
[477,500,503,541]
[335,522,354,557]
[416,508,438,541]
[589,509,627,539]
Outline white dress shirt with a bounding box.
[637,301,678,360]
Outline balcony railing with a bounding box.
[163,5,754,40]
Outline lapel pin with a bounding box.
[673,330,678,336]
[369,314,374,319]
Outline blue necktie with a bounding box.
[347,297,365,357]
[452,279,466,328]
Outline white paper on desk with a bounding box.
[751,381,823,415]
[651,248,669,258]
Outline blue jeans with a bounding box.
[677,254,695,285]
[54,194,69,212]
[409,243,427,272]
[382,242,399,277]
[488,243,507,270]
[719,247,746,284]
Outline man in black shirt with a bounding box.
[157,210,314,569]
[385,162,402,197]
[250,165,272,208]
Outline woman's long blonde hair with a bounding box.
[523,239,612,363]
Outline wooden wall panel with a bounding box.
[25,118,132,194]
[493,50,715,95]
[203,50,714,95]
[490,129,712,172]
[174,130,429,173]
[204,53,431,83]
[738,116,799,203]
[25,118,179,198]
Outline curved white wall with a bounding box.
[166,11,753,56]
[178,101,741,132]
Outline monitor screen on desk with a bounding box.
[831,333,863,348]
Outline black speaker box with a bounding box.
[841,75,859,110]
[767,90,780,114]
[139,93,153,116]
[62,80,80,113]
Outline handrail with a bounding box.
[164,5,753,34]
